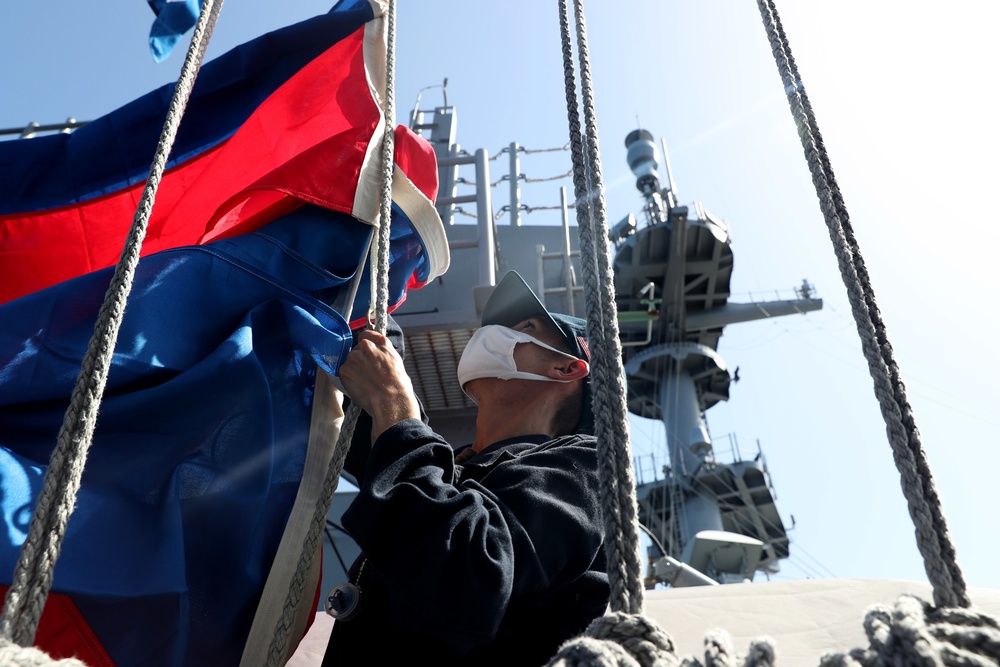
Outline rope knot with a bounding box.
[819,595,1000,667]
[0,638,88,666]
[680,630,777,667]
[548,612,679,667]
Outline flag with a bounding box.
[147,0,203,63]
[0,1,449,665]
[0,0,441,306]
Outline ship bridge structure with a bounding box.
[611,130,823,584]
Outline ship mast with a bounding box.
[614,130,822,585]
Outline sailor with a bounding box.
[322,271,609,666]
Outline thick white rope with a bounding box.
[818,596,1000,667]
[0,0,223,657]
[371,0,396,337]
[552,596,1000,667]
[0,644,88,667]
[260,1,397,664]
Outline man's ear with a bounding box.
[546,358,589,381]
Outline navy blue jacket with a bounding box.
[323,419,609,666]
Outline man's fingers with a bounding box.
[338,329,418,430]
[355,330,388,348]
[340,330,401,389]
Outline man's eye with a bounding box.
[518,321,535,331]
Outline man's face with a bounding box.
[457,315,585,401]
[511,316,587,436]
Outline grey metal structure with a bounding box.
[320,106,823,592]
[614,130,821,584]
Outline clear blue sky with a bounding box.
[3,1,997,595]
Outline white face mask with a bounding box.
[457,325,582,392]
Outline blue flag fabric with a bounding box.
[0,202,436,666]
[0,1,449,663]
[148,0,203,63]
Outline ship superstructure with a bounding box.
[612,130,822,584]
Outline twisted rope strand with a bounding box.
[557,0,636,616]
[373,0,396,336]
[762,2,968,609]
[763,3,946,605]
[571,0,644,614]
[756,0,967,610]
[0,0,223,649]
[262,1,396,663]
[818,595,1000,666]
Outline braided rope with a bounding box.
[755,0,968,610]
[261,1,396,663]
[0,0,223,651]
[549,593,1000,667]
[549,612,780,667]
[571,0,645,612]
[556,0,645,617]
[758,3,967,610]
[372,0,396,336]
[818,595,1000,666]
[679,632,777,667]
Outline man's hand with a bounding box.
[338,330,421,444]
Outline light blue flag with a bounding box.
[148,0,203,62]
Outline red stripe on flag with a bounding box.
[0,25,378,305]
[0,587,115,667]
